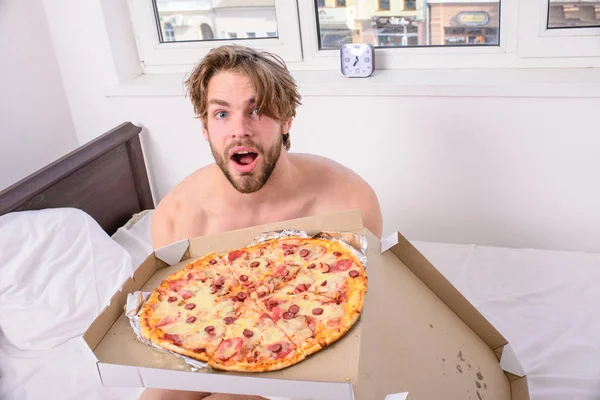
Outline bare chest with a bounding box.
[203,199,317,236]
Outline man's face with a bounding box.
[202,70,291,194]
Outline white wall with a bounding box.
[42,0,600,254]
[0,0,78,190]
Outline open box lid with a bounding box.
[84,209,529,400]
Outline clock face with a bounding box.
[340,44,374,78]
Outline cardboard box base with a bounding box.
[84,210,529,400]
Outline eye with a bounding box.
[250,108,259,116]
[216,111,228,119]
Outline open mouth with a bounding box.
[231,151,258,166]
[230,148,259,173]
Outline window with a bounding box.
[128,0,303,68]
[518,0,600,58]
[163,22,175,42]
[124,0,600,74]
[404,0,416,11]
[547,0,600,29]
[154,0,277,42]
[315,0,500,49]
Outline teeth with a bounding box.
[236,151,251,155]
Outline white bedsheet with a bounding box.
[3,208,599,400]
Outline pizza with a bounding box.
[138,235,367,372]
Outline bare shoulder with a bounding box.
[151,166,216,249]
[292,154,383,239]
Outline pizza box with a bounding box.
[83,209,530,400]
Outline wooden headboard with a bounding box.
[0,122,155,235]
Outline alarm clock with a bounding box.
[340,43,375,78]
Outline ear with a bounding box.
[282,118,292,136]
[201,118,209,141]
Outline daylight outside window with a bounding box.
[315,0,501,50]
[547,0,600,29]
[152,0,279,43]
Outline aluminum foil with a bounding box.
[125,291,209,371]
[251,229,368,269]
[249,229,311,245]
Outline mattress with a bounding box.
[3,209,599,400]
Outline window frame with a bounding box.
[517,0,600,58]
[126,0,303,69]
[124,0,600,75]
[296,0,517,71]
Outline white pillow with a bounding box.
[0,208,134,351]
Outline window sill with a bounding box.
[104,68,600,99]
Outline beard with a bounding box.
[209,130,283,194]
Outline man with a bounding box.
[143,45,382,400]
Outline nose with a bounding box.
[229,113,253,139]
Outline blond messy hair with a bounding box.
[185,45,302,151]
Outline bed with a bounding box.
[0,122,154,400]
[1,122,599,400]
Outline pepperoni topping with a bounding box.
[228,250,245,262]
[236,292,247,301]
[187,272,194,280]
[321,280,327,286]
[258,291,267,298]
[215,278,225,287]
[272,307,283,322]
[163,333,182,345]
[283,312,295,320]
[186,316,196,323]
[289,305,300,314]
[299,249,309,257]
[167,296,177,302]
[223,317,234,325]
[243,329,254,337]
[182,293,192,300]
[250,261,260,268]
[209,259,217,265]
[211,286,219,294]
[312,308,324,315]
[193,348,206,353]
[349,270,360,278]
[334,252,342,257]
[294,284,308,294]
[321,263,330,273]
[239,275,248,282]
[247,357,255,363]
[307,263,316,269]
[204,326,215,332]
[333,259,353,272]
[184,303,196,310]
[269,344,283,353]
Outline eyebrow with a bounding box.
[207,98,256,108]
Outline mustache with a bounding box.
[225,140,263,154]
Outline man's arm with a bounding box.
[151,196,177,249]
[354,180,383,239]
